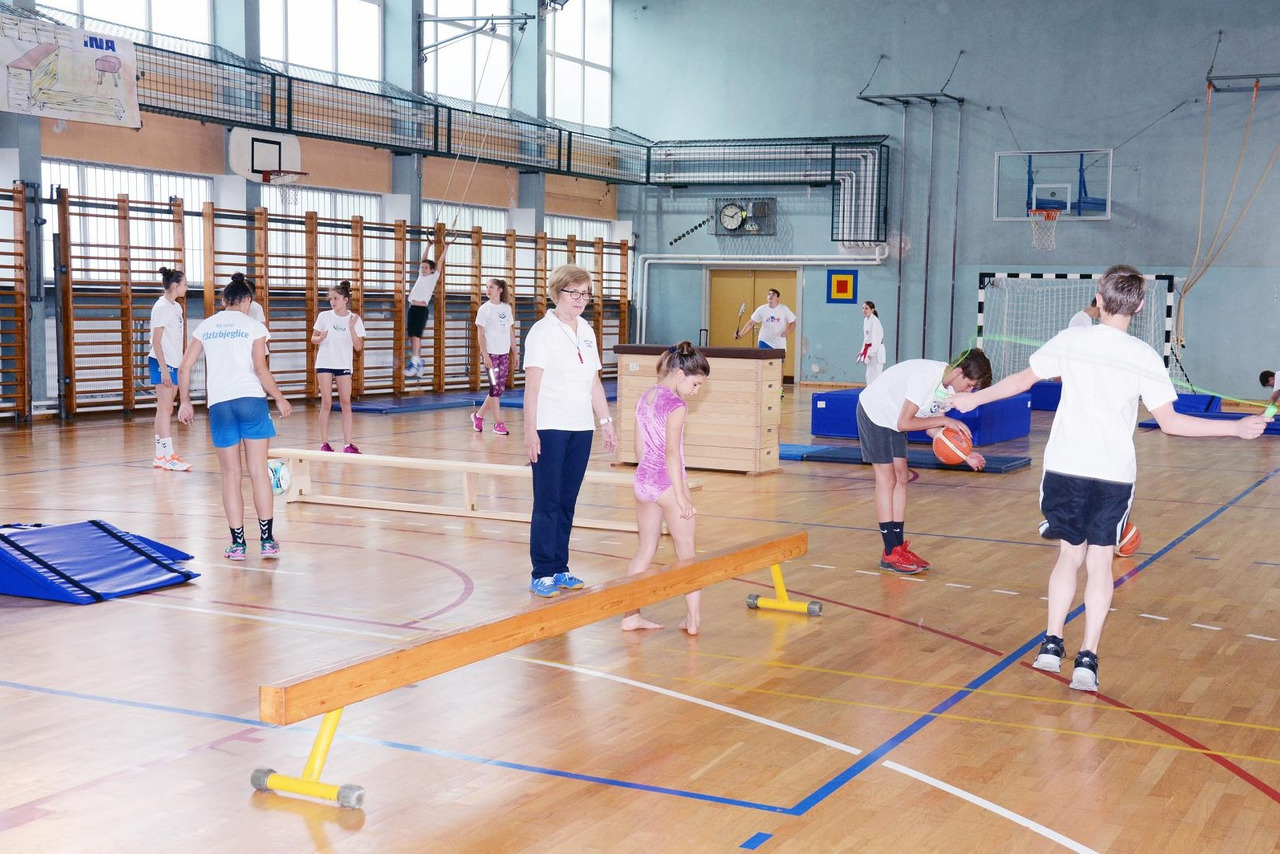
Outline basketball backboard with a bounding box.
[993,148,1112,221]
[228,127,302,183]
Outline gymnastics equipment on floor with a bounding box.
[782,444,1031,473]
[268,448,698,533]
[251,532,810,808]
[0,520,196,604]
[810,388,1032,446]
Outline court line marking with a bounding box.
[992,589,1019,596]
[1191,623,1222,631]
[184,559,308,577]
[811,563,835,569]
[946,583,972,589]
[526,659,1095,849]
[117,600,409,640]
[883,762,1096,854]
[1247,634,1277,642]
[1139,614,1169,621]
[785,463,1280,812]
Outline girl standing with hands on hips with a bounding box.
[621,342,710,635]
[523,264,617,597]
[472,277,516,436]
[149,266,191,471]
[858,300,886,385]
[178,273,292,561]
[312,280,365,453]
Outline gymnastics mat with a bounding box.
[798,446,1032,473]
[1138,412,1280,435]
[780,443,837,460]
[0,520,198,605]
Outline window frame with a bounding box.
[419,1,514,108]
[544,0,611,127]
[261,0,384,77]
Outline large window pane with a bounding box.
[287,0,335,70]
[337,0,381,79]
[474,32,509,106]
[583,65,609,128]
[436,38,473,101]
[152,0,210,42]
[259,0,286,61]
[83,0,145,28]
[553,1,583,59]
[553,56,582,125]
[583,0,610,67]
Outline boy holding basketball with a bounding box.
[951,265,1269,691]
[857,351,992,574]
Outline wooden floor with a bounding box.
[3,389,1280,853]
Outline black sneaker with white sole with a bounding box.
[1069,650,1099,692]
[1032,634,1065,672]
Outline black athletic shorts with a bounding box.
[1039,470,1134,546]
[407,303,430,338]
[856,400,907,464]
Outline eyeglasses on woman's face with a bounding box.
[560,288,591,302]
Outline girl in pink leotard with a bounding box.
[621,341,710,634]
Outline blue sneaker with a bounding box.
[553,571,585,590]
[529,577,560,598]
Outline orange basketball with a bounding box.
[1115,522,1141,557]
[932,426,972,466]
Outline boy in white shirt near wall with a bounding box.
[951,265,1269,692]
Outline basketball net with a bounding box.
[263,169,308,207]
[1029,209,1059,251]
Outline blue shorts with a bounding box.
[148,357,178,385]
[757,340,784,351]
[317,368,351,378]
[208,396,276,448]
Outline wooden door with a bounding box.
[710,269,799,382]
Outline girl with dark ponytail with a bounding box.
[149,266,190,470]
[621,340,710,634]
[312,280,366,453]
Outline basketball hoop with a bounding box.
[1028,208,1059,251]
[262,170,308,207]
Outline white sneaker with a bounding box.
[403,360,420,378]
[160,455,192,472]
[153,456,167,468]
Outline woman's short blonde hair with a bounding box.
[547,263,591,301]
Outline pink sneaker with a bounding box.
[492,422,509,436]
[343,444,361,454]
[320,442,334,452]
[471,412,483,432]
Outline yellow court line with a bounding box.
[682,648,1280,735]
[569,661,1280,769]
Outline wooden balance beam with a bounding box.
[251,531,809,808]
[269,447,698,533]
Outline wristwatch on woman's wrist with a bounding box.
[599,416,613,425]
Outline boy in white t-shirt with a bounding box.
[735,288,796,350]
[404,252,442,378]
[952,265,1269,692]
[857,350,991,574]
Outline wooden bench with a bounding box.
[251,531,809,808]
[269,448,699,533]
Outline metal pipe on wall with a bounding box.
[947,101,964,355]
[894,102,908,364]
[920,99,937,359]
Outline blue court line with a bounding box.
[740,832,773,849]
[785,462,1280,816]
[0,678,791,814]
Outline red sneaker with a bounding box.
[879,544,924,574]
[899,541,930,569]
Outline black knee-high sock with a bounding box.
[259,518,273,541]
[230,526,245,545]
[889,522,904,549]
[879,522,895,554]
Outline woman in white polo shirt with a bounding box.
[522,263,618,597]
[178,273,292,561]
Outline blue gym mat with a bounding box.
[1138,412,1280,434]
[786,445,1032,473]
[780,443,837,460]
[0,520,198,604]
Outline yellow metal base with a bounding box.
[252,708,366,809]
[745,564,822,616]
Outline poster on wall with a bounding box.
[0,14,140,129]
[827,269,858,304]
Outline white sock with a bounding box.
[158,437,174,458]
[154,435,162,457]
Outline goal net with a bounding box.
[977,273,1172,383]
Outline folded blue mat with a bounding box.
[1138,413,1280,434]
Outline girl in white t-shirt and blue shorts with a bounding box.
[472,278,517,436]
[148,266,190,471]
[178,273,293,561]
[312,280,366,453]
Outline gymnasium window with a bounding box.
[422,200,508,293]
[260,0,382,81]
[39,0,213,46]
[545,0,611,127]
[260,185,385,282]
[545,214,609,269]
[40,159,212,288]
[420,1,514,108]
